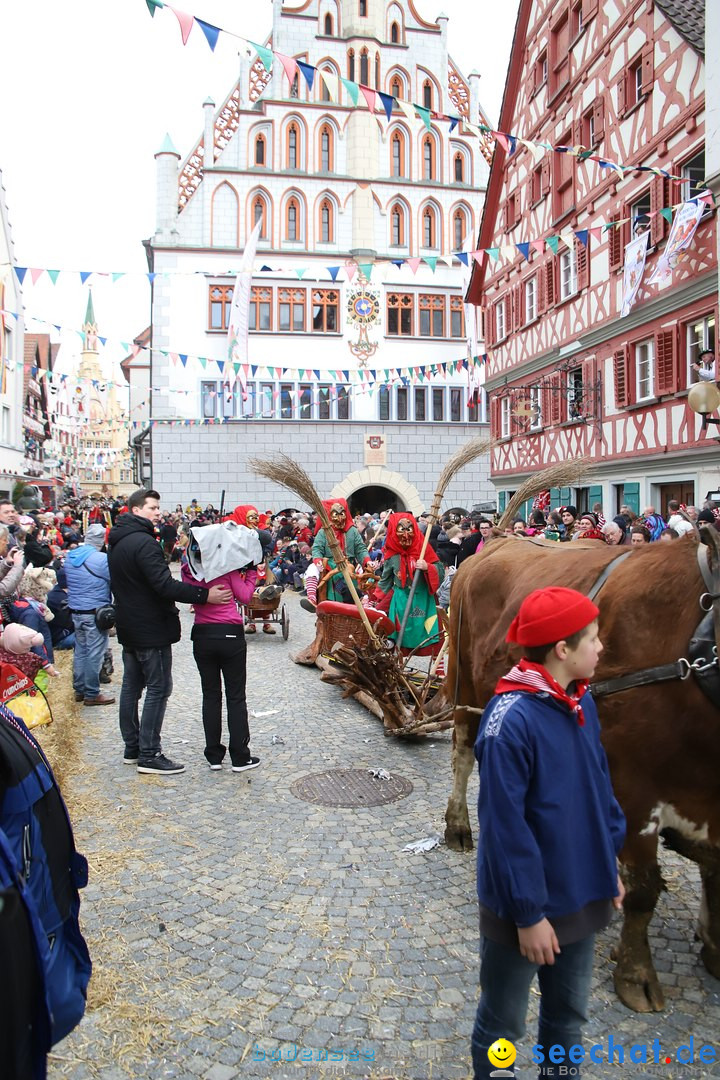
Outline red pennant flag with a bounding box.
[407,257,422,274]
[494,131,510,154]
[471,250,486,266]
[275,52,298,87]
[359,86,376,112]
[346,263,357,282]
[589,227,604,242]
[530,239,545,255]
[29,268,44,285]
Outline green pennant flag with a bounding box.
[112,272,125,282]
[295,268,307,279]
[660,207,674,223]
[415,104,431,131]
[341,78,360,106]
[47,270,60,285]
[199,357,207,369]
[487,247,500,262]
[546,235,560,254]
[249,40,273,72]
[234,363,241,374]
[358,263,373,280]
[145,0,164,15]
[423,256,437,273]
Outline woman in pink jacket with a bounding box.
[181,558,260,772]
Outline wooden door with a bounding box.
[658,481,695,518]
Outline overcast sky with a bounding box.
[0,0,520,380]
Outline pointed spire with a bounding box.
[83,289,97,332]
[155,132,180,158]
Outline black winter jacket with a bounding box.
[108,514,209,649]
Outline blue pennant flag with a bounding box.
[217,360,224,373]
[449,116,459,134]
[342,370,349,381]
[575,229,589,247]
[391,260,404,268]
[80,272,92,284]
[179,354,188,366]
[196,18,220,50]
[378,91,395,121]
[99,336,107,346]
[516,242,530,260]
[454,251,469,266]
[314,370,321,379]
[14,267,27,284]
[297,61,315,91]
[251,365,257,376]
[260,265,273,272]
[327,266,340,281]
[147,273,156,283]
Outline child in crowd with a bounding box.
[471,587,626,1079]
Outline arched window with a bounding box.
[290,74,299,99]
[391,130,405,177]
[454,152,464,182]
[324,12,333,34]
[391,75,402,98]
[391,21,399,43]
[359,0,367,14]
[375,53,380,89]
[423,205,437,248]
[252,194,268,239]
[360,49,369,85]
[287,124,298,169]
[390,203,405,246]
[423,80,433,109]
[320,125,333,172]
[348,49,355,81]
[320,199,334,243]
[319,67,332,101]
[286,197,300,241]
[254,134,266,166]
[453,209,466,250]
[422,135,435,180]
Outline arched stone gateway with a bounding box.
[330,466,423,517]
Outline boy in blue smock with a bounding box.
[471,587,626,1079]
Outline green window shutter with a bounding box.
[498,492,507,513]
[622,483,640,516]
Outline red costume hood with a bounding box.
[383,512,438,587]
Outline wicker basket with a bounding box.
[319,612,373,652]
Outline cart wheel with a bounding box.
[281,604,289,641]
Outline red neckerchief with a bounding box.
[494,658,589,726]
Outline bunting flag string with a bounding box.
[3,190,713,292]
[141,1,707,187]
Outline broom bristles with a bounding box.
[496,458,591,532]
[249,453,331,530]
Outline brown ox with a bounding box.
[433,531,720,1013]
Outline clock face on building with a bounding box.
[347,288,380,327]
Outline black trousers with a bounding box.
[191,623,250,766]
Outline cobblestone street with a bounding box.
[43,592,720,1080]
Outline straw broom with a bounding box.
[248,453,380,643]
[396,434,495,649]
[495,457,592,533]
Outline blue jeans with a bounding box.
[118,646,173,761]
[471,934,595,1080]
[71,614,109,699]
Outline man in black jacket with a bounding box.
[108,489,231,775]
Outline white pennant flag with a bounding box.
[227,219,262,401]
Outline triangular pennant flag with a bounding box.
[147,272,156,282]
[516,243,530,260]
[98,336,107,346]
[407,257,422,274]
[196,18,220,51]
[179,354,188,367]
[47,270,60,285]
[30,268,44,285]
[260,264,273,272]
[391,259,404,268]
[327,266,340,281]
[449,116,459,134]
[297,60,315,91]
[546,235,560,254]
[346,263,357,282]
[486,248,500,262]
[199,357,207,369]
[340,78,359,106]
[217,360,225,373]
[472,251,486,266]
[276,52,298,88]
[358,263,373,280]
[530,239,545,254]
[397,98,418,125]
[494,131,510,154]
[574,229,589,247]
[295,268,307,279]
[560,231,576,250]
[359,85,377,112]
[589,227,603,242]
[318,69,338,101]
[415,103,431,131]
[454,251,469,266]
[660,208,673,223]
[112,272,125,282]
[145,0,164,15]
[378,91,395,122]
[501,244,516,260]
[423,256,437,272]
[14,267,27,285]
[80,271,92,284]
[249,41,273,72]
[168,5,194,45]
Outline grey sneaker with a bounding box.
[257,585,282,601]
[137,753,185,775]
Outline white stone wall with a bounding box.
[151,420,493,512]
[0,168,26,482]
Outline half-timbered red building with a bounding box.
[468,0,715,518]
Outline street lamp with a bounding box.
[688,382,720,431]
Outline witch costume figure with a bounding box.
[228,504,281,633]
[301,499,370,611]
[374,512,444,655]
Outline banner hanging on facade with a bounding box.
[227,219,262,401]
[620,231,650,317]
[647,198,705,285]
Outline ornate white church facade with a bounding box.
[142,0,494,512]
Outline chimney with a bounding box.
[154,133,181,241]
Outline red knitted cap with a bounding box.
[506,587,600,646]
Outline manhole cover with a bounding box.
[290,768,413,808]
